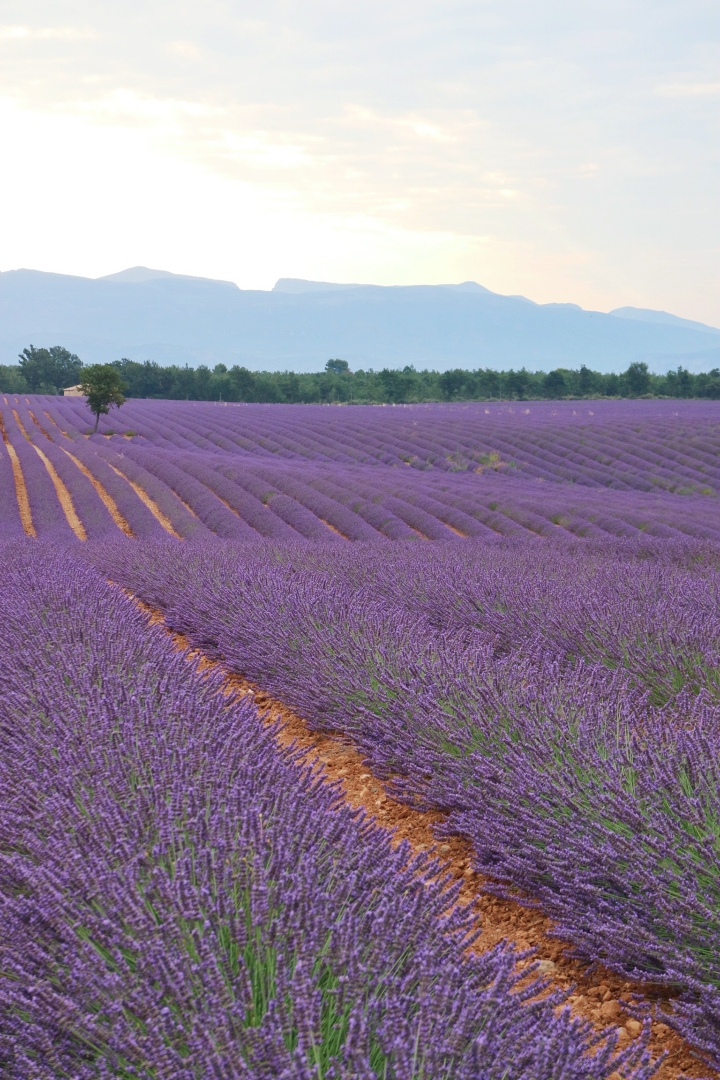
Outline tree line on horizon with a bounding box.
[2,345,719,402]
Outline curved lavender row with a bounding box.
[25,398,720,544]
[355,489,462,541]
[260,492,345,541]
[12,405,118,538]
[59,439,166,537]
[39,400,84,438]
[175,455,304,540]
[0,404,75,539]
[150,406,267,453]
[43,398,720,494]
[0,444,24,536]
[54,395,182,446]
[91,441,212,539]
[0,541,657,1080]
[213,460,348,541]
[272,469,421,541]
[92,537,720,1067]
[243,465,381,541]
[388,543,720,706]
[379,478,524,538]
[408,471,720,541]
[179,407,289,457]
[120,444,259,540]
[165,455,720,543]
[373,482,496,539]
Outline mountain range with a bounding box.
[1,266,718,374]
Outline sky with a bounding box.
[0,1,718,324]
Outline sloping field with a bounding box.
[1,396,719,1078]
[1,397,719,542]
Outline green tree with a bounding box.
[326,358,350,374]
[0,365,30,393]
[228,366,257,401]
[578,364,594,395]
[504,368,530,399]
[622,361,650,396]
[696,369,720,399]
[543,370,567,397]
[439,369,468,400]
[279,371,302,402]
[194,365,213,399]
[604,372,620,396]
[476,369,501,398]
[18,345,82,392]
[665,366,693,398]
[78,364,127,432]
[379,367,415,403]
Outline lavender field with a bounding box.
[0,394,719,1078]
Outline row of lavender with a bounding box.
[90,536,720,1070]
[0,540,656,1080]
[36,395,720,495]
[2,399,719,544]
[123,447,720,542]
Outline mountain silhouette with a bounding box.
[1,267,717,373]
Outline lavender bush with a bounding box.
[120,445,261,540]
[92,537,720,1069]
[8,398,720,542]
[40,397,720,493]
[0,442,24,537]
[13,403,119,538]
[92,442,212,539]
[0,540,659,1080]
[57,438,167,537]
[0,403,76,539]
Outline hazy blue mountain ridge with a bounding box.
[1,267,717,374]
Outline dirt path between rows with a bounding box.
[127,590,715,1080]
[104,462,182,537]
[61,449,134,536]
[11,409,87,540]
[0,413,36,537]
[29,442,87,540]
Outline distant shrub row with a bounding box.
[2,349,719,402]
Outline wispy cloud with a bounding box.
[0,25,96,41]
[0,2,716,324]
[76,89,221,125]
[655,81,720,97]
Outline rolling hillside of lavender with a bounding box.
[1,395,719,1079]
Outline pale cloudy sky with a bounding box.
[0,1,718,322]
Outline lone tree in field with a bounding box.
[79,364,127,432]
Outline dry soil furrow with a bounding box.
[27,410,55,441]
[318,517,351,539]
[129,592,714,1080]
[25,409,134,536]
[0,414,35,536]
[42,410,73,438]
[11,408,87,540]
[30,442,87,540]
[105,461,182,537]
[62,449,134,536]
